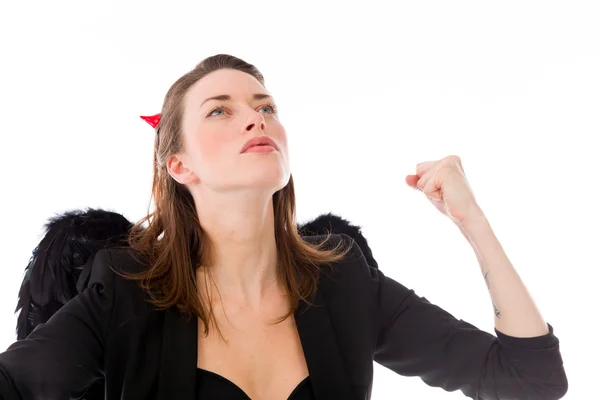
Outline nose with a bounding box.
[245,110,266,132]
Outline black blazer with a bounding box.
[0,233,567,400]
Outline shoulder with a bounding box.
[308,234,385,352]
[101,247,150,275]
[85,247,148,289]
[86,248,158,321]
[306,233,382,309]
[315,233,414,315]
[315,233,380,286]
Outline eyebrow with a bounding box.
[200,93,273,108]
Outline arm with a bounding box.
[0,249,115,399]
[458,212,550,338]
[352,242,568,399]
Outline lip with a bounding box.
[240,136,279,153]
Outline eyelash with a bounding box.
[207,102,278,117]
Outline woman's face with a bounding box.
[171,68,290,195]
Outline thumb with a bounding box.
[405,174,419,188]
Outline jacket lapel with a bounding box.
[295,289,356,399]
[153,276,356,399]
[156,307,198,399]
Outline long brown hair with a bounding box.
[119,54,352,336]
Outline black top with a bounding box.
[196,369,315,399]
[0,236,569,399]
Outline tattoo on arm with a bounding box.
[482,270,490,289]
[493,303,501,319]
[479,267,498,318]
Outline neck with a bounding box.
[194,191,282,309]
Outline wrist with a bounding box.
[457,207,490,235]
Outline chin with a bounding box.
[246,170,288,191]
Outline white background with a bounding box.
[1,1,598,398]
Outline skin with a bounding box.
[166,69,306,398]
[406,156,550,338]
[167,68,291,311]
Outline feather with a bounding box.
[297,212,379,269]
[15,208,132,340]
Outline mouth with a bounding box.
[240,136,279,153]
[242,144,277,153]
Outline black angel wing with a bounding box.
[15,208,133,340]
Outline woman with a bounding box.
[0,54,568,399]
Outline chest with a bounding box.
[196,310,309,399]
[106,273,375,399]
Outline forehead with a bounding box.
[186,68,268,104]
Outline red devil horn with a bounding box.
[140,113,161,129]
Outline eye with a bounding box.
[207,106,227,117]
[206,102,278,118]
[258,102,278,115]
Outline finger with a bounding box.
[417,167,443,200]
[416,160,437,177]
[405,174,419,188]
[445,155,465,174]
[423,175,443,200]
[416,167,436,190]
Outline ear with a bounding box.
[166,153,197,184]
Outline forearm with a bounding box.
[458,212,550,338]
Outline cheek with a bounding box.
[189,131,230,170]
[277,132,290,159]
[198,134,220,156]
[272,125,288,148]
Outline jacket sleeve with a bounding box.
[346,240,569,400]
[0,249,116,400]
